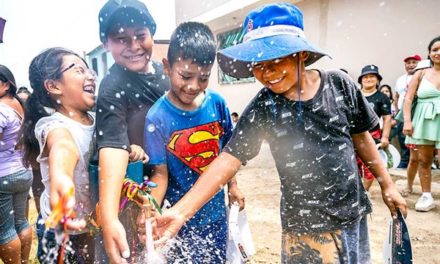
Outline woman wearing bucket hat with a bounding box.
[0,65,33,264]
[357,65,392,191]
[154,3,407,264]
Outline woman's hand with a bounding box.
[402,121,413,137]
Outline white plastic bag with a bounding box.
[226,203,255,263]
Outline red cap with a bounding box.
[403,54,421,62]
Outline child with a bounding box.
[20,47,96,263]
[402,35,440,212]
[96,0,169,262]
[0,65,33,264]
[145,21,244,263]
[155,3,407,264]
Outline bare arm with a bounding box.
[393,92,399,113]
[98,147,131,262]
[380,114,392,148]
[155,152,242,240]
[46,128,85,230]
[402,70,423,135]
[149,165,169,206]
[352,131,407,217]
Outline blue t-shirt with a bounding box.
[145,89,233,227]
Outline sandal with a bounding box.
[400,187,413,197]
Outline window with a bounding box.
[217,28,255,85]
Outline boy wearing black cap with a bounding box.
[96,0,169,262]
[154,3,407,263]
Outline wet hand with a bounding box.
[102,219,130,264]
[154,210,186,248]
[381,185,408,219]
[129,144,149,163]
[228,184,245,211]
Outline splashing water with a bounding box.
[137,219,165,264]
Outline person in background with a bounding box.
[231,112,239,128]
[16,87,31,103]
[358,65,392,191]
[0,64,33,264]
[394,54,422,168]
[380,84,398,140]
[403,36,440,212]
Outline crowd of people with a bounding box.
[0,1,439,263]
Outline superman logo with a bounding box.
[167,121,224,174]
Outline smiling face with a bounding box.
[252,54,303,97]
[404,59,419,75]
[429,40,440,65]
[361,74,379,90]
[164,58,212,110]
[52,55,96,114]
[104,26,153,73]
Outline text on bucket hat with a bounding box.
[0,64,17,90]
[403,54,421,62]
[99,0,156,43]
[358,64,383,84]
[217,3,328,79]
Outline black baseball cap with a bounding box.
[98,0,156,43]
[0,64,17,90]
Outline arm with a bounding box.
[149,165,168,206]
[98,147,130,262]
[352,131,407,217]
[46,128,86,231]
[402,70,422,136]
[393,91,399,113]
[156,152,242,240]
[380,114,392,148]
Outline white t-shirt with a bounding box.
[394,73,413,110]
[35,112,95,232]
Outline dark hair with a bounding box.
[379,84,393,102]
[428,35,440,63]
[0,64,17,97]
[20,47,84,167]
[167,22,216,67]
[17,86,31,96]
[231,112,238,118]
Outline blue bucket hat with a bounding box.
[217,3,328,79]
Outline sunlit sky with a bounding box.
[0,0,176,88]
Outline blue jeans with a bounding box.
[397,121,409,164]
[341,215,371,264]
[0,169,32,245]
[166,217,227,263]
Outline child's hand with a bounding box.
[228,184,245,211]
[154,210,186,248]
[102,218,130,263]
[381,185,408,219]
[129,144,149,163]
[47,175,85,231]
